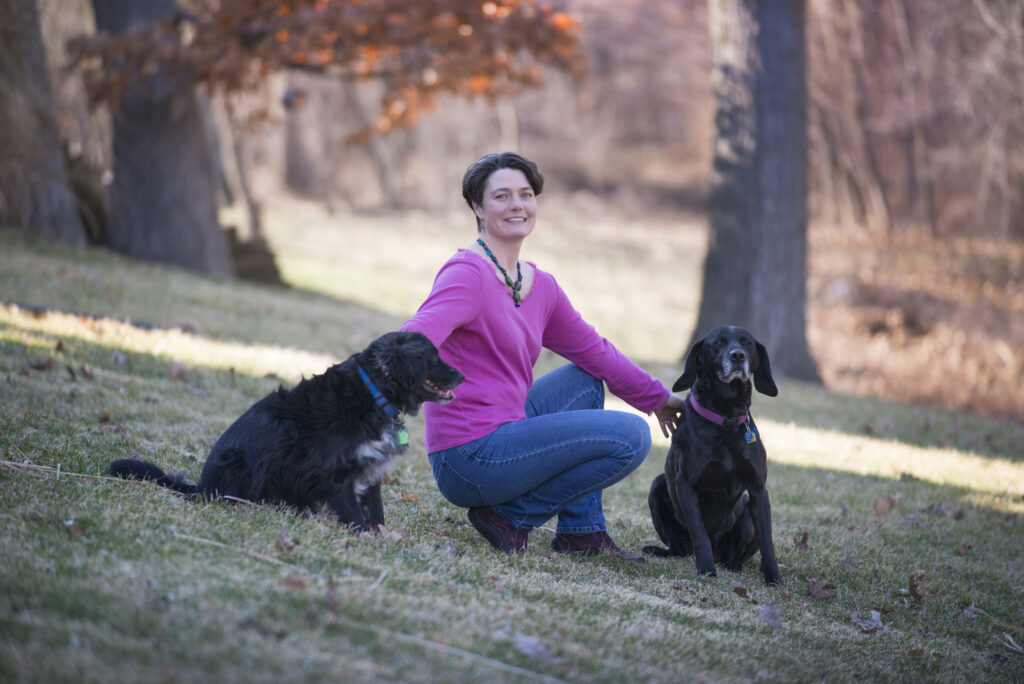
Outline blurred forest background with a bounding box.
[4,0,1023,420]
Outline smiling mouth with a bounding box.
[424,379,455,402]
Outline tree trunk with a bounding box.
[92,0,231,277]
[693,0,819,382]
[0,0,85,243]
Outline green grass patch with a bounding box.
[2,221,1023,682]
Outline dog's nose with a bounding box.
[729,350,747,363]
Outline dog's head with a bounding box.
[673,326,777,397]
[362,331,464,416]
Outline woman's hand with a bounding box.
[654,394,684,438]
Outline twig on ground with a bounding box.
[166,526,288,566]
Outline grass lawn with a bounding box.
[1,211,1023,683]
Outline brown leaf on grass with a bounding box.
[731,581,749,598]
[908,576,924,601]
[808,578,837,599]
[65,520,85,537]
[874,496,893,517]
[29,357,56,371]
[275,525,299,553]
[400,492,419,503]
[381,472,399,485]
[793,531,809,551]
[954,545,965,556]
[65,365,77,381]
[167,362,191,381]
[98,414,110,424]
[907,648,925,657]
[281,575,307,589]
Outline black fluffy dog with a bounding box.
[644,326,781,584]
[110,331,463,532]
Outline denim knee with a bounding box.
[612,412,653,470]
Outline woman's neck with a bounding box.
[474,233,521,272]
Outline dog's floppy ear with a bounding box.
[672,339,703,392]
[753,341,778,397]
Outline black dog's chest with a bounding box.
[688,444,753,489]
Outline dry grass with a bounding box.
[808,228,1024,422]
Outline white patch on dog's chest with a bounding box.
[353,427,406,494]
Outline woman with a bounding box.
[401,152,683,560]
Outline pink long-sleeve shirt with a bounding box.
[400,250,669,453]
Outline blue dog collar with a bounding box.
[357,364,401,418]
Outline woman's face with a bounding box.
[473,168,537,243]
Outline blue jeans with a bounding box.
[428,364,652,533]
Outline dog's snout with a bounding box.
[729,349,747,363]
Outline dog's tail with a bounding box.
[109,459,199,495]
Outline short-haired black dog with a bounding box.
[110,331,463,532]
[644,326,781,585]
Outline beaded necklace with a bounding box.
[476,238,522,307]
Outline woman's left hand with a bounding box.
[654,394,684,438]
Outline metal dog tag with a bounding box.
[744,427,758,444]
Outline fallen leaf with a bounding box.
[963,603,988,618]
[874,496,893,517]
[281,575,307,589]
[759,603,782,629]
[381,472,399,485]
[65,365,77,380]
[954,545,965,556]
[275,525,299,553]
[808,578,837,600]
[98,414,110,424]
[514,634,556,663]
[908,576,924,601]
[65,521,85,537]
[907,648,925,657]
[167,362,191,381]
[731,581,749,598]
[793,531,809,551]
[851,610,888,634]
[400,492,419,503]
[29,357,56,371]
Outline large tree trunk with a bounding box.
[693,0,819,382]
[0,0,86,243]
[92,0,231,277]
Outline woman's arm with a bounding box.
[541,276,670,415]
[401,258,482,348]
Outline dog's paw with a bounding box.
[763,568,783,586]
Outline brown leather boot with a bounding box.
[468,507,529,553]
[551,530,645,563]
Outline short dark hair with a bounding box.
[462,152,544,230]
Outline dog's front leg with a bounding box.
[361,481,385,532]
[747,484,781,585]
[674,478,717,576]
[328,479,369,532]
